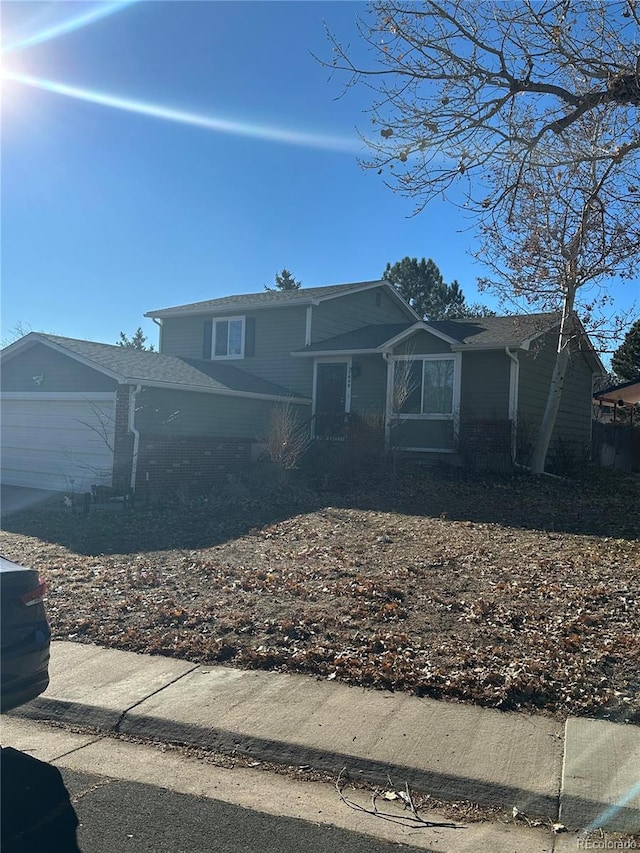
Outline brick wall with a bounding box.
[460,417,512,454]
[112,385,135,493]
[135,434,252,497]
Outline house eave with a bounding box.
[1,333,126,383]
[145,280,421,323]
[123,378,312,404]
[291,348,382,358]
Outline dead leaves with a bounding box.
[1,476,639,722]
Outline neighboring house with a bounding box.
[593,379,640,424]
[592,378,640,472]
[0,280,605,493]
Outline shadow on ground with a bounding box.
[0,746,81,853]
[1,467,637,556]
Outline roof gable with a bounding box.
[1,333,308,402]
[145,280,419,322]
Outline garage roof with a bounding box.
[2,334,309,403]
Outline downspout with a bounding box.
[152,317,163,352]
[505,347,519,464]
[383,351,392,447]
[129,384,142,493]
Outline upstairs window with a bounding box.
[213,317,244,358]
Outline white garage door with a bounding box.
[1,393,116,492]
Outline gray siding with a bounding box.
[134,387,309,441]
[393,329,451,356]
[160,307,312,396]
[460,351,510,419]
[392,419,455,450]
[517,333,594,460]
[350,355,387,416]
[1,344,118,392]
[312,287,410,342]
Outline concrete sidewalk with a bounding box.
[8,641,640,833]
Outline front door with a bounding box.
[315,362,348,438]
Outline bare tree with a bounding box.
[327,1,640,473]
[327,1,640,218]
[477,127,639,471]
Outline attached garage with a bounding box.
[1,393,116,492]
[1,332,312,499]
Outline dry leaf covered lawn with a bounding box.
[1,468,638,723]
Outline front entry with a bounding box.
[315,362,348,438]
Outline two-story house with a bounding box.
[0,280,604,494]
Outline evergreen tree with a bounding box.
[612,319,640,382]
[117,327,154,351]
[265,268,301,292]
[383,257,492,320]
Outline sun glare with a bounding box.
[3,71,362,154]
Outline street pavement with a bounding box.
[5,640,640,837]
[2,715,562,853]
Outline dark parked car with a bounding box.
[1,556,50,712]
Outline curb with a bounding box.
[12,694,560,820]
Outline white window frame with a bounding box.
[212,316,245,360]
[389,353,461,420]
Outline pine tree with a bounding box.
[117,327,154,351]
[612,320,640,382]
[382,257,492,320]
[265,268,301,292]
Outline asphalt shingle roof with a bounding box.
[429,313,559,347]
[32,335,307,399]
[295,314,559,354]
[297,324,413,353]
[145,281,386,318]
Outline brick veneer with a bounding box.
[459,417,512,454]
[111,385,135,493]
[134,434,252,496]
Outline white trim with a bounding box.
[389,352,462,418]
[311,356,352,439]
[211,315,245,360]
[386,353,461,451]
[1,391,116,401]
[385,322,460,348]
[506,347,519,462]
[129,385,142,492]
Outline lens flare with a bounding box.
[3,71,362,154]
[2,2,138,54]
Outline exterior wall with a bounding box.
[393,329,451,356]
[390,419,455,450]
[460,351,510,420]
[517,332,595,462]
[135,435,252,497]
[1,343,118,392]
[159,306,312,396]
[133,386,310,443]
[112,385,135,493]
[312,287,410,342]
[349,355,387,417]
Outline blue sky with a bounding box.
[1,1,636,350]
